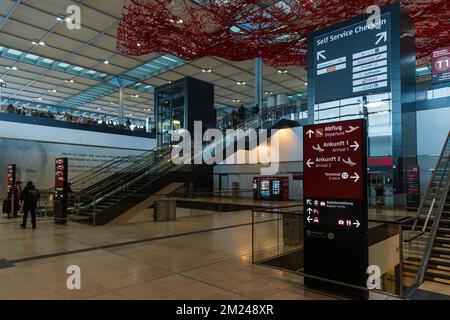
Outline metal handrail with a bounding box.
[409,157,450,294]
[73,106,300,216]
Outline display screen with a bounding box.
[260,180,270,198]
[272,180,280,195]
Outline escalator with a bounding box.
[70,104,302,225]
[403,131,450,291]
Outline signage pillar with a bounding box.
[54,157,68,224]
[406,165,420,209]
[303,119,368,299]
[7,164,16,218]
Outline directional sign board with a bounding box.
[303,119,367,232]
[312,13,391,103]
[303,119,368,299]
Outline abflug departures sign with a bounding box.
[303,119,367,232]
[313,13,391,104]
[303,119,368,299]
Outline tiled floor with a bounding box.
[0,204,412,300]
[0,209,345,300]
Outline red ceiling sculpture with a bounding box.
[117,0,450,67]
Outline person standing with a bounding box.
[238,104,245,125]
[20,181,40,229]
[12,181,22,218]
[374,182,385,213]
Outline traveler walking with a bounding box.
[20,181,40,229]
[374,182,385,213]
[12,181,22,218]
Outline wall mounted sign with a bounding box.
[432,46,450,83]
[312,13,392,103]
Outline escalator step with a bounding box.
[425,270,450,284]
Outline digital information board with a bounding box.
[303,119,368,299]
[432,47,450,83]
[313,13,391,104]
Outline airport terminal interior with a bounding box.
[0,0,450,302]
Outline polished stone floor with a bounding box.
[0,210,346,300]
[0,201,410,300]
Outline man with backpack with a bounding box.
[20,181,40,229]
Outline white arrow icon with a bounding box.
[307,216,313,223]
[375,31,387,45]
[306,199,312,205]
[353,220,360,228]
[342,157,356,167]
[317,50,326,61]
[306,159,315,168]
[350,173,360,182]
[306,129,314,138]
[307,208,313,214]
[345,125,359,133]
[350,141,359,151]
[312,144,325,152]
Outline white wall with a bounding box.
[0,121,156,194]
[417,107,450,190]
[417,108,450,156]
[0,120,156,151]
[214,127,304,199]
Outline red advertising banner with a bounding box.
[432,47,450,83]
[7,164,16,194]
[407,165,420,208]
[303,119,365,200]
[55,158,66,191]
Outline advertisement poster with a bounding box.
[432,47,450,83]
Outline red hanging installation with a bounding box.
[117,0,450,67]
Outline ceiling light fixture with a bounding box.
[48,89,57,93]
[131,94,139,98]
[236,81,246,86]
[6,66,17,71]
[264,91,273,95]
[64,79,74,83]
[277,69,288,74]
[304,82,308,86]
[103,60,109,64]
[37,97,42,100]
[201,68,212,73]
[232,99,241,103]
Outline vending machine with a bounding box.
[253,176,289,201]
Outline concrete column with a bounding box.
[118,86,124,124]
[254,57,263,115]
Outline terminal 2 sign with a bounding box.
[303,119,368,299]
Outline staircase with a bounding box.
[69,103,303,225]
[403,131,450,291]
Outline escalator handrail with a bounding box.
[409,154,450,294]
[411,130,450,231]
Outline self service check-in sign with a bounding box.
[303,119,367,232]
[313,13,391,103]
